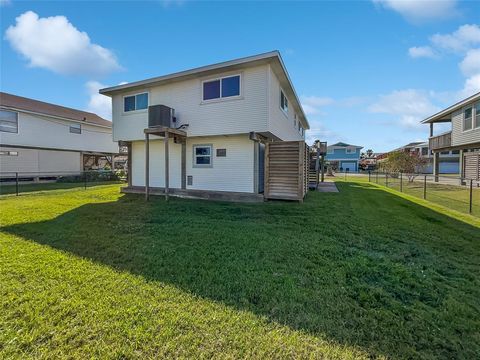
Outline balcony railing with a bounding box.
[429,131,452,150]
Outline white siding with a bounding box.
[0,111,118,153]
[0,146,81,174]
[267,66,304,141]
[112,66,269,141]
[131,134,254,193]
[451,108,480,147]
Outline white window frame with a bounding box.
[280,89,288,115]
[69,123,81,134]
[123,92,149,114]
[463,106,473,132]
[0,110,18,133]
[345,147,354,154]
[201,74,242,103]
[192,144,213,168]
[474,101,480,129]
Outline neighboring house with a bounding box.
[422,92,480,180]
[0,92,118,179]
[390,141,460,174]
[99,51,309,200]
[325,142,363,172]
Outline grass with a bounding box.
[1,182,479,359]
[0,180,124,195]
[348,173,480,217]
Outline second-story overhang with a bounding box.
[421,91,480,124]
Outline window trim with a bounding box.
[122,92,149,114]
[201,74,242,103]
[474,101,480,129]
[345,147,355,154]
[280,89,288,115]
[69,123,82,134]
[192,144,213,168]
[463,106,473,132]
[0,109,19,134]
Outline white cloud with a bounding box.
[459,74,480,99]
[369,89,439,128]
[301,96,334,115]
[372,0,458,22]
[408,46,437,59]
[85,81,112,120]
[5,11,122,76]
[459,48,480,77]
[431,24,480,53]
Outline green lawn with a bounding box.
[1,182,479,359]
[348,174,480,217]
[0,180,124,195]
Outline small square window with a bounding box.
[203,80,221,100]
[193,145,213,167]
[70,124,81,134]
[0,110,18,133]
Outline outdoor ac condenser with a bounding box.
[148,105,175,128]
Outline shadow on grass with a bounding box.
[2,181,480,359]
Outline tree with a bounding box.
[366,149,373,158]
[383,151,427,181]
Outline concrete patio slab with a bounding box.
[316,182,339,193]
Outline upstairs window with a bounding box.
[124,93,148,112]
[203,75,240,101]
[346,148,354,154]
[69,124,81,134]
[475,102,480,128]
[193,144,213,167]
[280,90,288,113]
[0,110,18,133]
[464,107,473,131]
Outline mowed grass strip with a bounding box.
[1,182,479,359]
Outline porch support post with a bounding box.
[181,140,186,190]
[127,142,132,187]
[145,133,150,201]
[429,123,433,137]
[459,149,465,181]
[433,151,439,182]
[164,131,169,201]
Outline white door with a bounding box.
[342,162,356,172]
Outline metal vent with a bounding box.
[216,149,226,157]
[148,105,174,128]
[187,175,193,185]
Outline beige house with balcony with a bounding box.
[422,92,480,180]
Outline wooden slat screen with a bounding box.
[264,141,308,201]
[464,152,480,181]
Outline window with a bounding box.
[464,107,473,131]
[202,75,240,101]
[124,93,148,112]
[327,147,334,154]
[440,151,449,155]
[346,148,354,154]
[0,150,18,156]
[216,148,226,157]
[452,150,460,154]
[69,124,81,134]
[475,102,480,128]
[421,147,428,156]
[280,90,288,113]
[0,110,18,133]
[193,145,212,167]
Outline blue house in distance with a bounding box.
[325,142,363,172]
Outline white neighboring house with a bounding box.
[100,51,309,200]
[0,92,118,179]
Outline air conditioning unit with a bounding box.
[148,105,176,128]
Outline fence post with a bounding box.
[385,173,388,187]
[84,171,87,190]
[469,179,473,214]
[376,171,378,184]
[344,171,346,181]
[400,172,403,192]
[368,171,371,182]
[423,175,427,199]
[15,172,19,196]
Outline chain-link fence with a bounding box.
[340,171,479,217]
[0,170,127,196]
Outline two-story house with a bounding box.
[0,92,118,180]
[325,142,363,172]
[99,51,309,200]
[422,92,480,180]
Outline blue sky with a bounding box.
[1,0,480,152]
